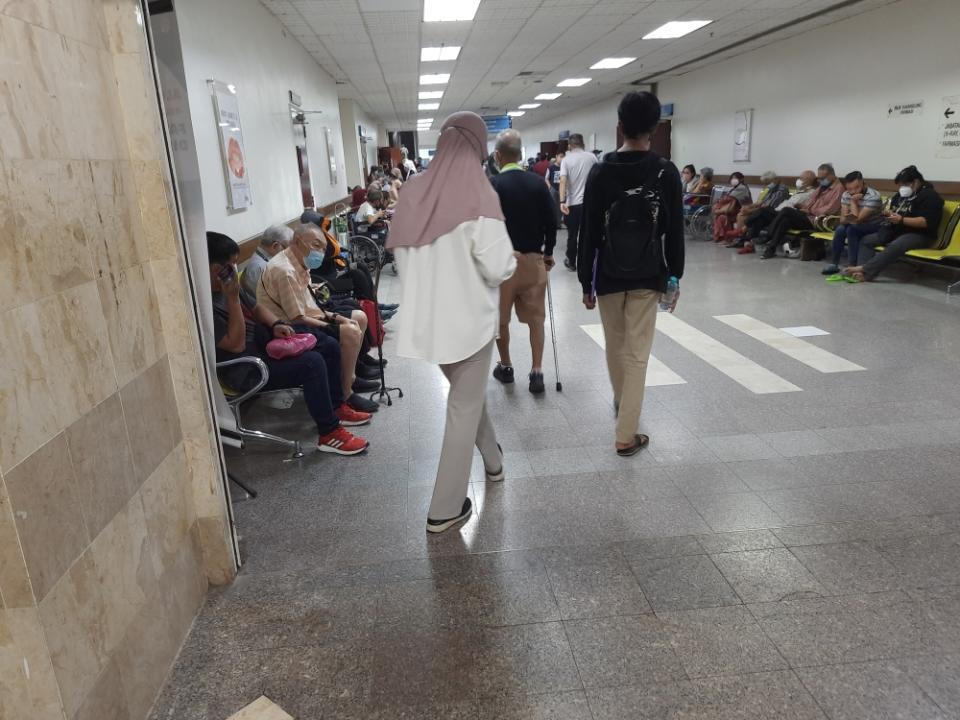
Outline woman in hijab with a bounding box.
[387,112,517,534]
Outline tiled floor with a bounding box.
[150,239,960,719]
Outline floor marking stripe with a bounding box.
[716,314,865,373]
[655,314,802,394]
[580,324,686,386]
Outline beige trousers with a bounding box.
[597,290,659,445]
[429,340,502,520]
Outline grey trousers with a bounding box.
[429,339,502,520]
[860,231,932,279]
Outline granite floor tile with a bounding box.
[629,554,741,611]
[877,533,960,588]
[540,544,651,619]
[660,605,788,678]
[477,690,593,720]
[797,661,949,720]
[564,615,686,689]
[789,541,901,594]
[587,671,827,719]
[728,458,818,491]
[696,529,784,554]
[687,491,785,532]
[666,463,752,496]
[711,549,826,603]
[757,430,838,458]
[896,653,960,718]
[700,433,782,462]
[618,535,705,559]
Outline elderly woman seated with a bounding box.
[712,172,752,242]
[683,166,714,216]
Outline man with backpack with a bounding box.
[578,91,685,456]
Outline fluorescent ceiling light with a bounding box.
[643,20,712,39]
[419,90,444,99]
[421,46,461,62]
[418,102,440,110]
[424,0,481,22]
[417,118,434,124]
[557,78,590,87]
[420,73,450,85]
[590,57,636,69]
[535,92,562,100]
[507,111,525,117]
[518,103,540,109]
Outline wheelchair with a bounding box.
[684,186,727,240]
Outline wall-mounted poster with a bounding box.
[323,127,338,185]
[208,80,252,210]
[733,108,753,162]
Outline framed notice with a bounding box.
[733,108,753,162]
[208,80,252,210]
[323,127,338,185]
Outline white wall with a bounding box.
[339,98,381,188]
[175,0,348,241]
[515,96,622,159]
[660,0,960,180]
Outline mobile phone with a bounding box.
[218,264,236,284]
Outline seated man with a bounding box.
[257,223,378,413]
[761,163,844,259]
[241,223,292,295]
[355,187,388,229]
[739,171,817,253]
[207,231,370,455]
[822,170,885,275]
[847,165,944,282]
[725,171,791,247]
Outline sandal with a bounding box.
[616,434,649,457]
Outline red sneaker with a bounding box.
[317,427,369,455]
[737,242,755,255]
[335,403,372,427]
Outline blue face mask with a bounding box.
[819,178,831,188]
[304,249,325,269]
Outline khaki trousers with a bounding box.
[597,290,659,445]
[430,340,502,520]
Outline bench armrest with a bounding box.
[217,356,269,405]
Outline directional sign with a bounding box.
[482,115,512,133]
[887,100,923,118]
[936,95,960,159]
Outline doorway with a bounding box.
[614,119,671,159]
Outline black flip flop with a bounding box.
[616,434,649,457]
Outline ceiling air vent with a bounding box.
[490,81,509,87]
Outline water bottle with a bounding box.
[659,276,679,312]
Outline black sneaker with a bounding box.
[529,371,545,395]
[356,364,381,381]
[347,392,379,413]
[493,363,515,384]
[352,377,380,392]
[426,498,473,534]
[564,258,576,272]
[821,264,840,275]
[360,353,387,369]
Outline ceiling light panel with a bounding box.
[507,111,524,117]
[557,78,590,87]
[534,92,562,100]
[420,73,450,85]
[643,20,712,39]
[424,0,481,22]
[590,57,636,69]
[418,102,440,110]
[518,103,540,109]
[419,90,444,99]
[421,46,461,62]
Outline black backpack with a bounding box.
[602,158,668,280]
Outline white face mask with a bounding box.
[898,185,914,198]
[796,179,805,189]
[730,178,740,187]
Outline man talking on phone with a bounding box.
[578,91,684,457]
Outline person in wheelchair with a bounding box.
[683,166,714,216]
[207,231,371,456]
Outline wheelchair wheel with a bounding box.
[691,209,711,239]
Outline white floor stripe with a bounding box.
[580,324,686,386]
[655,314,802,394]
[227,696,293,720]
[716,314,865,373]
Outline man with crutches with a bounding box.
[489,129,558,394]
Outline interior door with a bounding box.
[293,121,315,208]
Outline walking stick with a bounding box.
[546,273,562,392]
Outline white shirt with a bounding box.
[403,158,417,175]
[393,217,517,365]
[355,201,379,224]
[559,148,598,205]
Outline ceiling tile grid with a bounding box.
[258,0,900,131]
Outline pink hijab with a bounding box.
[386,112,504,250]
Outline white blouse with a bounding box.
[392,216,517,365]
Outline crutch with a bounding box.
[546,273,562,392]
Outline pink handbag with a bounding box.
[265,333,317,360]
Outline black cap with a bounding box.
[301,209,324,226]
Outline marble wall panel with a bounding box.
[0,473,34,608]
[0,606,65,720]
[119,357,183,485]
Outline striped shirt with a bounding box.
[841,186,884,217]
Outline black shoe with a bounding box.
[564,258,576,272]
[379,303,399,311]
[360,353,387,369]
[528,371,545,395]
[352,377,380,392]
[760,248,776,260]
[427,498,473,534]
[346,392,379,413]
[356,364,381,381]
[493,363,515,384]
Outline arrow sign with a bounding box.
[937,95,960,159]
[946,107,956,119]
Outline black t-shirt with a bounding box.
[890,184,944,239]
[212,288,264,390]
[547,162,561,189]
[578,150,685,296]
[490,169,558,255]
